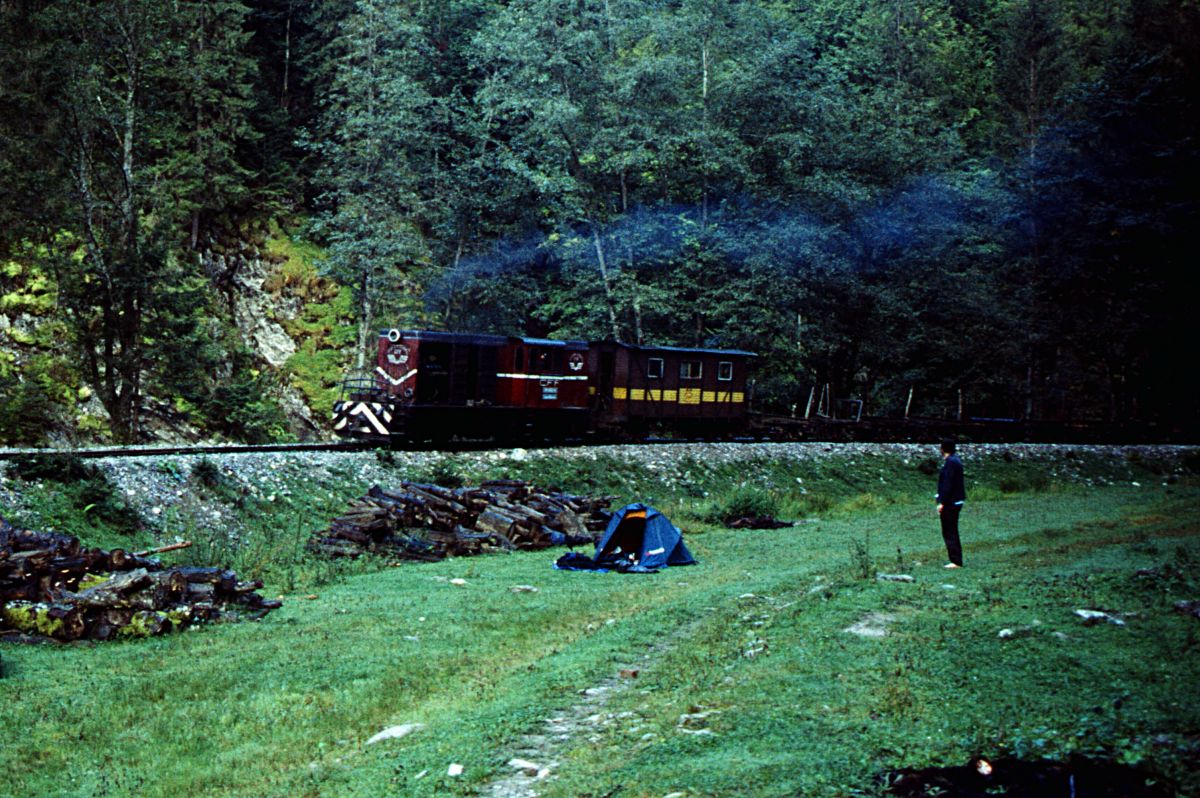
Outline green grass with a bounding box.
[2,451,1198,797]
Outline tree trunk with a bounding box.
[356,271,374,370]
[700,40,710,226]
[591,225,621,341]
[280,4,292,109]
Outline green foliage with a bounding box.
[190,457,224,489]
[0,257,56,315]
[701,485,780,525]
[262,223,358,414]
[203,364,292,444]
[849,530,874,579]
[9,453,93,483]
[0,372,54,445]
[263,221,333,300]
[998,472,1051,494]
[9,455,142,536]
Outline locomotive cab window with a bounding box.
[680,360,702,380]
[647,357,664,379]
[718,361,734,381]
[514,347,525,371]
[532,349,559,374]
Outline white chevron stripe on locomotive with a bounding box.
[375,366,418,386]
[336,402,391,436]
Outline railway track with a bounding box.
[0,416,1190,462]
[0,440,373,461]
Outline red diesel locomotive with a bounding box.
[332,329,755,444]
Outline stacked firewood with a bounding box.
[0,517,281,642]
[309,479,613,561]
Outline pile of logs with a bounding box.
[309,479,613,561]
[0,516,281,642]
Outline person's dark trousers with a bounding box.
[940,505,963,566]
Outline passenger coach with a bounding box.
[587,341,755,438]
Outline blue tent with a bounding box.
[594,503,696,570]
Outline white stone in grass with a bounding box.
[365,723,424,745]
[449,578,467,586]
[1075,609,1125,626]
[998,628,1016,639]
[508,758,541,776]
[447,763,464,777]
[510,585,539,593]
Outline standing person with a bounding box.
[937,438,966,568]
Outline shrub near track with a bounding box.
[0,448,1197,797]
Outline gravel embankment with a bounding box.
[1,442,1194,540]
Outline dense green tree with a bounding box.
[2,1,268,441]
[308,0,448,365]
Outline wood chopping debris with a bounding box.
[1,516,281,642]
[308,479,613,561]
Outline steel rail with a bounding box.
[0,441,373,461]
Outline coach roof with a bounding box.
[591,340,757,358]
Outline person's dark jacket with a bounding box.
[937,454,966,505]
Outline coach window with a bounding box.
[718,361,734,381]
[680,360,702,380]
[647,357,664,379]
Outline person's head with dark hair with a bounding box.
[941,438,957,456]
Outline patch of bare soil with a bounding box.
[845,611,898,638]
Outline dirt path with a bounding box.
[480,619,700,798]
[480,669,640,798]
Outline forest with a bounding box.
[0,0,1196,444]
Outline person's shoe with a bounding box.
[944,562,962,569]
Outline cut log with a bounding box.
[72,568,153,607]
[186,583,216,601]
[475,510,517,538]
[175,566,225,584]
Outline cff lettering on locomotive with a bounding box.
[332,329,755,444]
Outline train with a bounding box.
[331,329,1187,446]
[331,329,756,444]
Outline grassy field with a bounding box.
[2,446,1198,797]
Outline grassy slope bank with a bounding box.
[2,448,1198,798]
